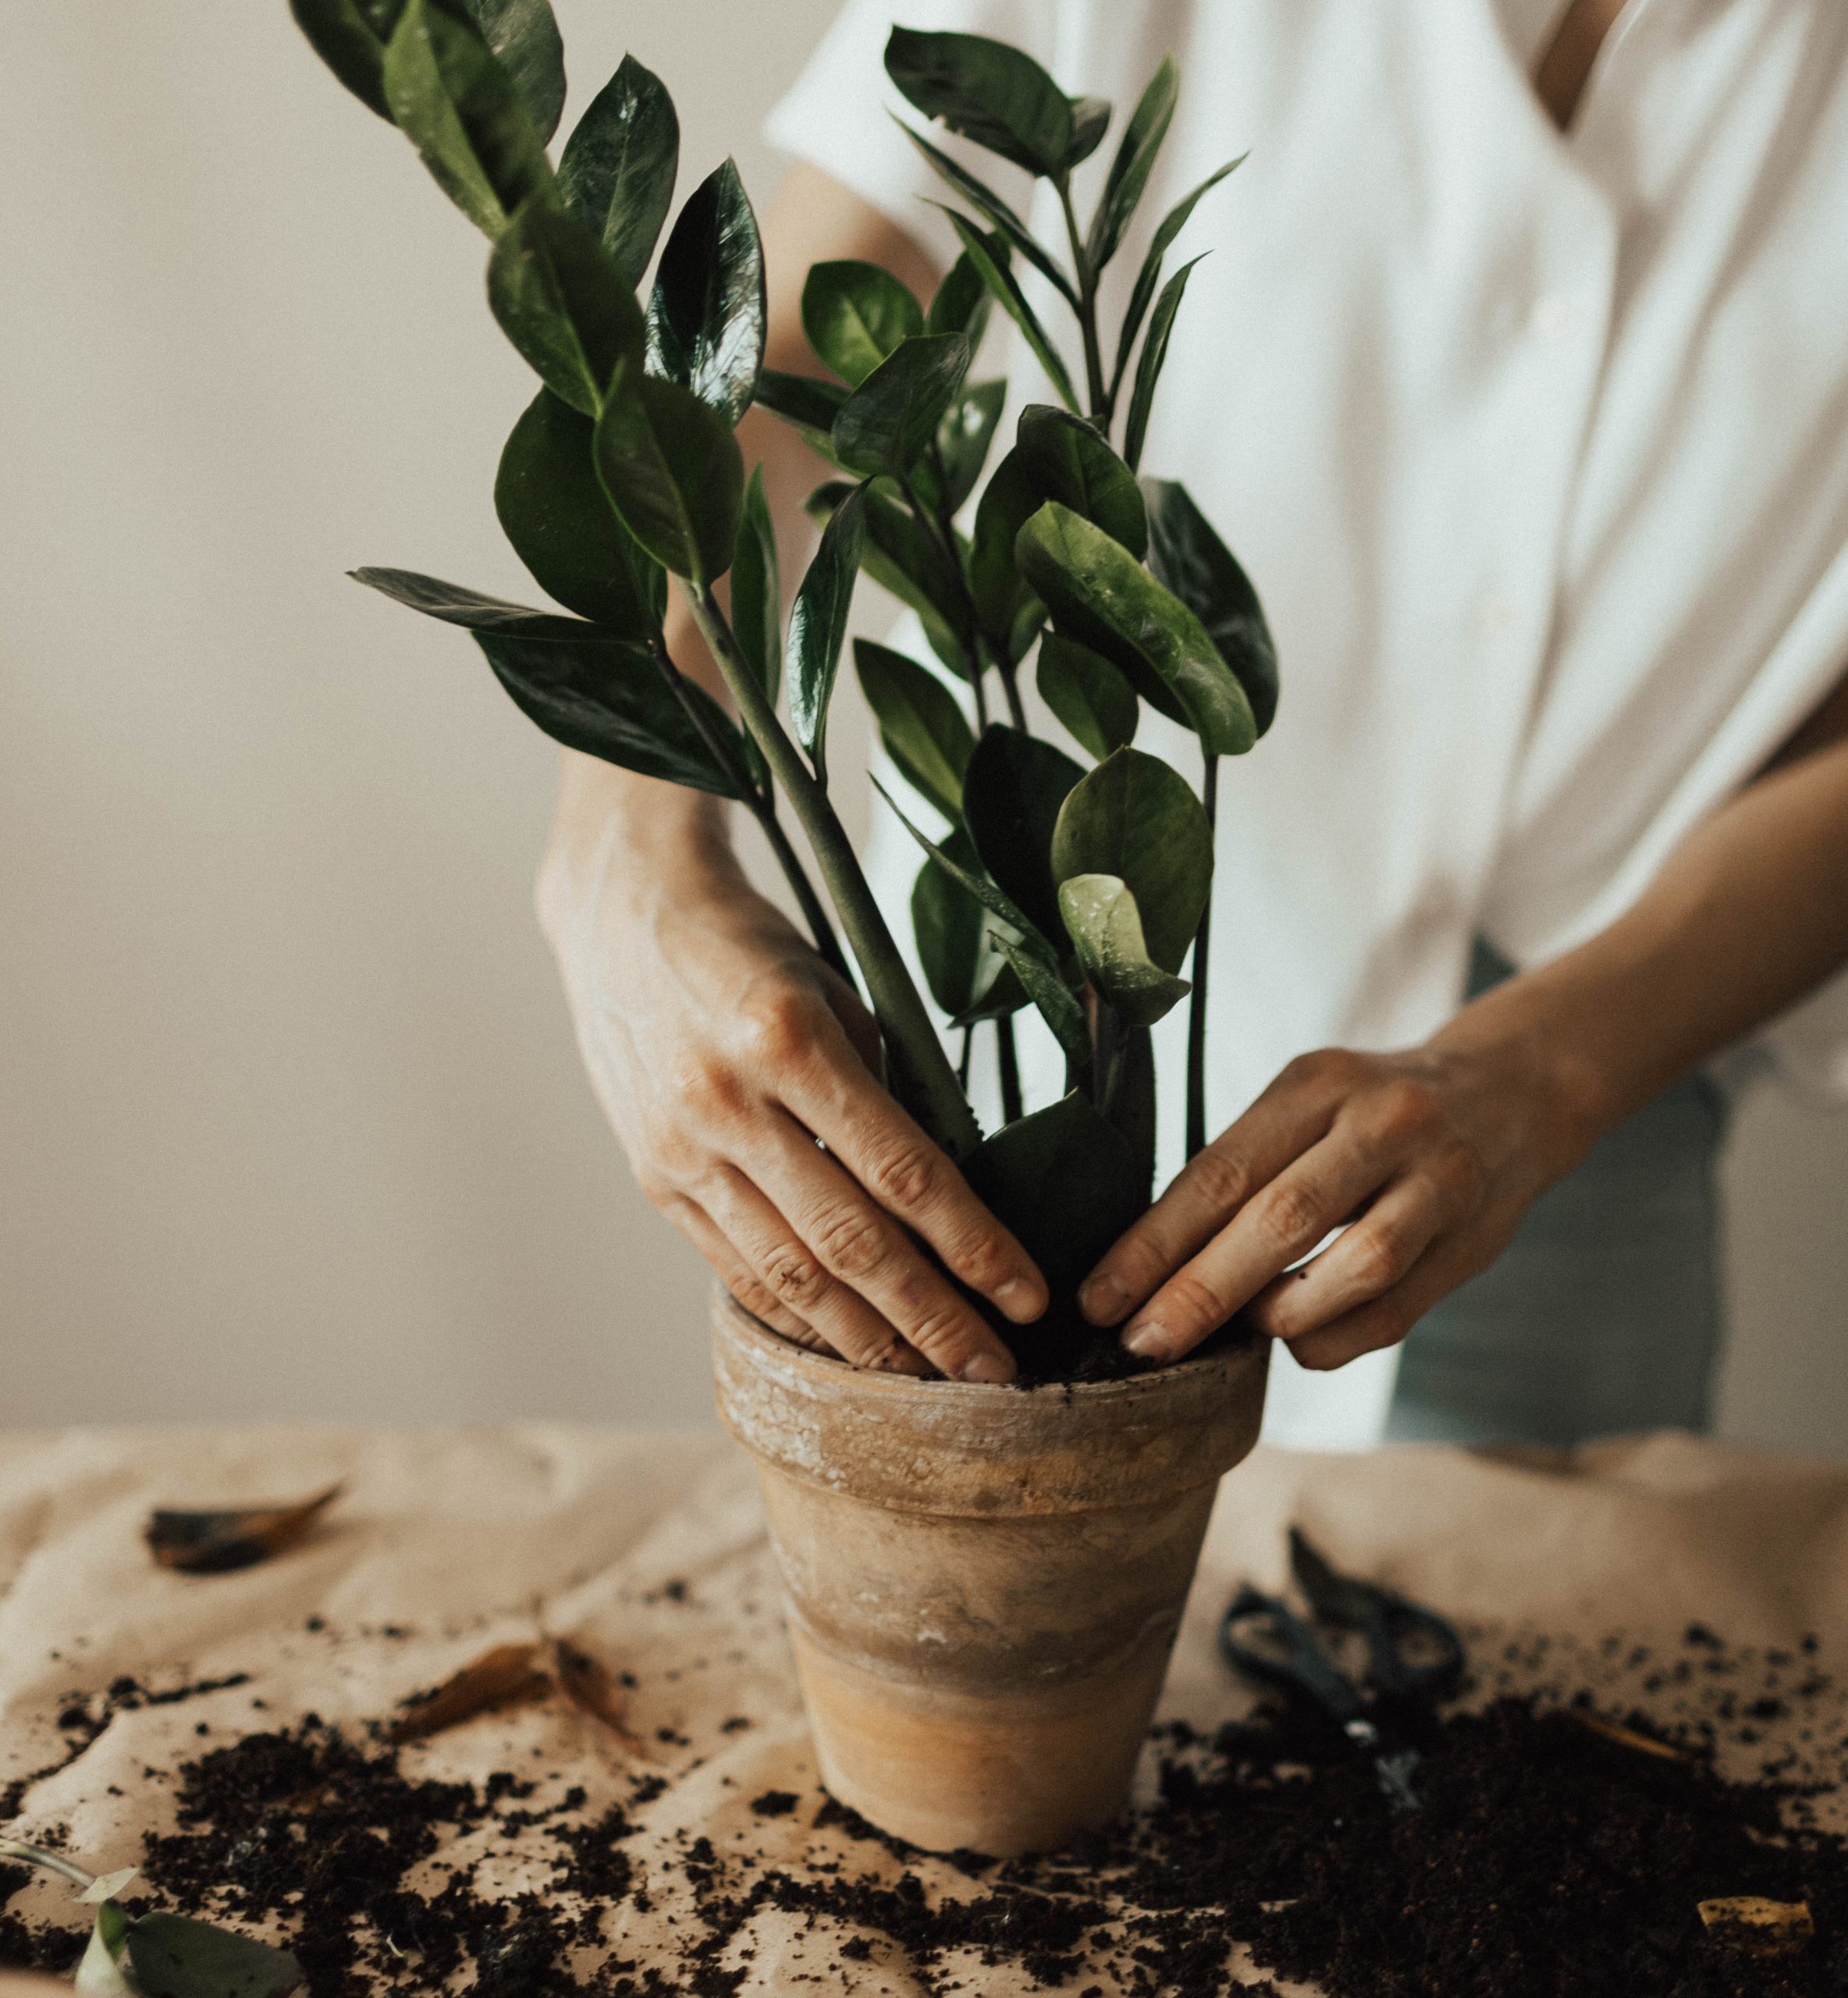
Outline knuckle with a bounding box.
[670,1051,746,1125]
[1163,1271,1231,1334]
[1253,1180,1327,1257]
[737,989,821,1072]
[1345,1225,1411,1294]
[1282,1047,1363,1093]
[809,1202,894,1282]
[897,1299,976,1363]
[1368,1078,1442,1142]
[861,1140,940,1215]
[1185,1145,1253,1216]
[950,1225,1015,1294]
[760,1243,829,1311]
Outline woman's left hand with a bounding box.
[1077,1033,1589,1373]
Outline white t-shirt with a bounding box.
[768,0,1848,1129]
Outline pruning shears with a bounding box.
[1218,1525,1464,1812]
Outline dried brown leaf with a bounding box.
[1698,1897,1814,1953]
[389,1643,551,1744]
[551,1638,650,1756]
[144,1484,343,1574]
[1570,1712,1690,1762]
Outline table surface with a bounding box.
[2,1425,1846,1994]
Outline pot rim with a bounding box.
[716,1285,1250,1405]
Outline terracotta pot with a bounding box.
[711,1287,1268,1856]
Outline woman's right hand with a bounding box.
[538,755,1047,1382]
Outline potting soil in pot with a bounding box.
[4,1619,1843,1996]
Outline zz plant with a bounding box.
[290,1,1278,1360]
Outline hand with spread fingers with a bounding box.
[539,759,1047,1384]
[1078,1036,1577,1374]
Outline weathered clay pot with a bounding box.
[711,1287,1268,1855]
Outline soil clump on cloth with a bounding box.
[2,1626,1843,1994]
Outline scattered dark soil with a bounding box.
[2,1626,1843,1994]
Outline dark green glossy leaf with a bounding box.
[753,367,849,460]
[556,53,678,288]
[290,0,403,119]
[993,933,1090,1068]
[1142,477,1278,735]
[1057,873,1191,1026]
[968,446,1045,662]
[467,0,565,144]
[1067,95,1111,168]
[786,482,867,780]
[939,208,1078,414]
[645,160,764,428]
[964,1090,1147,1296]
[1016,502,1256,754]
[593,357,744,583]
[884,27,1073,176]
[487,197,645,416]
[912,837,1025,1022]
[1086,55,1176,272]
[897,123,1076,308]
[1050,744,1212,971]
[936,379,1008,514]
[352,569,745,795]
[961,723,1085,945]
[1123,253,1203,471]
[832,332,972,480]
[873,774,1055,961]
[925,242,997,343]
[124,1912,304,1998]
[495,388,662,635]
[382,0,553,236]
[1015,403,1146,556]
[1115,154,1244,396]
[806,479,969,668]
[730,464,781,703]
[802,261,923,386]
[1036,631,1136,759]
[855,639,973,819]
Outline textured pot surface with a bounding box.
[711,1288,1267,1855]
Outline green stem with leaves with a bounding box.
[1185,753,1219,1157]
[643,642,853,988]
[684,583,983,1163]
[1055,178,1109,423]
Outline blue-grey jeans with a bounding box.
[1383,942,1728,1449]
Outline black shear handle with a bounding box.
[1218,1586,1367,1728]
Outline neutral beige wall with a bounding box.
[2,3,1844,1449]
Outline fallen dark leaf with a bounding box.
[144,1484,343,1574]
[551,1637,651,1756]
[389,1643,552,1744]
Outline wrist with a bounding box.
[1422,974,1612,1187]
[539,750,741,939]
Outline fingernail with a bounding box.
[1079,1276,1127,1325]
[993,1278,1044,1324]
[958,1348,1015,1385]
[1121,1318,1171,1360]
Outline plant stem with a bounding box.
[996,1013,1023,1124]
[644,642,853,988]
[0,1841,97,1893]
[1055,178,1109,423]
[957,1024,974,1090]
[683,582,983,1162]
[1185,754,1219,1158]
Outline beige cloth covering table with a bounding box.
[2,1426,1845,1993]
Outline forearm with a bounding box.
[1439,709,1848,1160]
